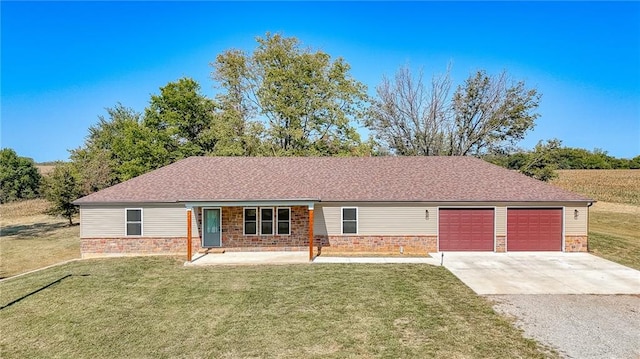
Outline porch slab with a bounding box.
[185,252,441,266]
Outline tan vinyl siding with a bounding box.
[314,205,340,235]
[80,204,198,238]
[313,205,329,236]
[565,205,588,235]
[495,206,506,236]
[143,206,190,237]
[80,206,125,238]
[316,203,437,235]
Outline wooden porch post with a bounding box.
[187,209,192,262]
[309,208,314,261]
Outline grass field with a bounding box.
[0,199,80,278]
[588,203,640,270]
[552,169,640,205]
[0,257,555,359]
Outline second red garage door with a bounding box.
[507,208,562,251]
[439,209,494,251]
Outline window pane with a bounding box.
[245,222,256,235]
[277,208,290,221]
[245,208,257,221]
[343,221,357,234]
[127,223,141,236]
[261,208,273,221]
[343,208,356,221]
[261,222,273,235]
[277,221,290,235]
[127,209,141,222]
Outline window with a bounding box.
[244,207,291,236]
[342,207,357,234]
[126,209,142,236]
[277,207,290,235]
[260,207,274,235]
[244,208,257,235]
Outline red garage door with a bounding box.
[439,209,494,251]
[507,209,562,251]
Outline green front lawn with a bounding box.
[0,257,553,358]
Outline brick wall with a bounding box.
[565,235,588,252]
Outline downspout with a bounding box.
[587,202,593,253]
[309,208,315,262]
[187,209,193,262]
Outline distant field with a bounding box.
[0,199,80,278]
[35,165,55,175]
[551,169,640,205]
[550,169,639,269]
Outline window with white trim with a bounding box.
[342,207,357,234]
[277,207,290,235]
[244,207,257,235]
[126,209,142,236]
[260,207,274,235]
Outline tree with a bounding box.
[366,67,540,156]
[71,104,170,184]
[450,70,540,156]
[212,49,264,156]
[212,32,370,156]
[70,147,114,195]
[366,65,451,155]
[144,78,218,158]
[43,162,81,225]
[0,148,42,203]
[517,139,561,181]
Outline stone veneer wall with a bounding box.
[218,206,311,248]
[495,236,506,253]
[316,235,437,255]
[81,237,194,258]
[564,235,588,252]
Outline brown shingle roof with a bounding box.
[73,156,592,204]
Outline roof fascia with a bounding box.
[184,200,317,209]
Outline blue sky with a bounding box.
[2,1,639,162]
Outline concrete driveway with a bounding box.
[438,252,640,295]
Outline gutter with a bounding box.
[73,198,596,206]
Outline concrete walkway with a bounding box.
[185,251,440,266]
[313,256,440,264]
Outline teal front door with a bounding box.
[203,208,221,247]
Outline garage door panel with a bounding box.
[439,209,494,251]
[507,209,562,251]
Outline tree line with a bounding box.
[2,33,638,224]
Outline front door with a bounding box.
[203,208,221,247]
